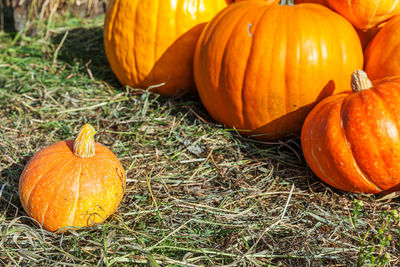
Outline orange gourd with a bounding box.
[302,71,400,194]
[326,0,400,30]
[19,124,126,232]
[194,0,363,140]
[103,0,230,97]
[365,15,400,81]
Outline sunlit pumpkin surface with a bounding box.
[302,72,400,194]
[365,15,400,80]
[103,0,230,96]
[19,126,126,232]
[194,0,363,140]
[327,0,400,30]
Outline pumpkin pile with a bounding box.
[194,0,363,140]
[19,0,400,233]
[102,0,400,195]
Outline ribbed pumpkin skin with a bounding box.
[365,15,400,80]
[194,1,363,140]
[103,0,229,96]
[326,0,400,30]
[301,76,400,194]
[19,141,126,232]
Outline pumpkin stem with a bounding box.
[279,0,294,5]
[73,124,97,158]
[351,70,373,93]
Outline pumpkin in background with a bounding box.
[194,0,363,140]
[365,15,400,81]
[302,70,400,194]
[19,124,126,232]
[326,0,400,30]
[103,0,230,96]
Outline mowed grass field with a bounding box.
[1,14,400,267]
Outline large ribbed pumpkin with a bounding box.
[365,15,400,80]
[103,0,230,96]
[19,124,126,232]
[302,71,400,194]
[194,0,363,140]
[326,0,400,30]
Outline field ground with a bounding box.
[0,15,399,267]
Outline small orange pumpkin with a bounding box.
[194,0,363,140]
[302,71,400,194]
[326,0,400,30]
[103,0,230,96]
[365,15,400,81]
[19,124,126,232]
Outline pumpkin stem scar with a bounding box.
[73,124,97,158]
[247,23,253,37]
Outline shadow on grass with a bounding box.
[50,26,120,88]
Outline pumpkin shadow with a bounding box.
[245,80,337,140]
[139,23,207,96]
[380,183,400,195]
[50,22,207,96]
[228,80,338,191]
[50,26,120,88]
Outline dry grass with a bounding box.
[1,14,400,267]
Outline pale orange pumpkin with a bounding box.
[302,71,400,194]
[365,15,400,80]
[194,0,363,140]
[103,0,230,96]
[19,124,126,232]
[326,0,400,30]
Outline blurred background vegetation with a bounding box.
[1,0,106,33]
